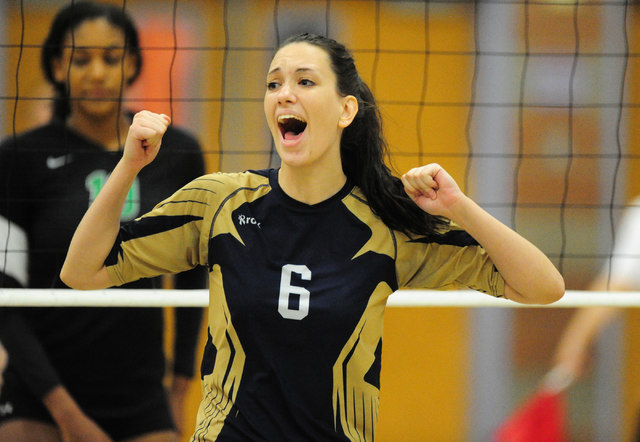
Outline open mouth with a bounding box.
[278,115,307,141]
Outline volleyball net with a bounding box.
[2,288,640,308]
[2,0,640,299]
[4,4,640,440]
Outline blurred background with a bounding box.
[2,0,639,440]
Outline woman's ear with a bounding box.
[338,95,358,129]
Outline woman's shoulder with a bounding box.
[175,170,271,211]
[1,121,65,150]
[188,169,272,192]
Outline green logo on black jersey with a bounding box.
[85,170,140,221]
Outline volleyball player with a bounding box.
[0,2,205,440]
[550,194,640,438]
[61,33,564,440]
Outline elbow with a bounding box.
[537,274,566,305]
[59,265,80,289]
[59,264,93,290]
[506,272,565,305]
[60,262,113,290]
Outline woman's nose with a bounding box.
[88,59,106,79]
[277,82,296,104]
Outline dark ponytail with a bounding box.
[41,1,142,120]
[279,33,448,238]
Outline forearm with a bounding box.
[43,385,83,424]
[169,374,191,435]
[61,159,140,289]
[553,306,622,378]
[43,385,113,441]
[557,306,621,354]
[450,196,564,304]
[0,341,7,394]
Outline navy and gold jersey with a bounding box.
[107,168,505,441]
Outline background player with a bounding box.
[550,194,640,438]
[0,2,206,440]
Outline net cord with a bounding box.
[0,288,638,308]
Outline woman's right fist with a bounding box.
[123,110,171,168]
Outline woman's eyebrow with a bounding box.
[267,66,316,76]
[65,44,124,51]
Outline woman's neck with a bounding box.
[66,112,130,152]
[278,165,347,205]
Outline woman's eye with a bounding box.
[266,81,279,90]
[71,58,89,67]
[105,55,121,65]
[300,79,315,87]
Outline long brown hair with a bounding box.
[279,33,447,238]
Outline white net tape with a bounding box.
[0,289,639,308]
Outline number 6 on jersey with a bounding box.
[278,264,311,320]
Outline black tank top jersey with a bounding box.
[105,168,505,441]
[0,118,205,409]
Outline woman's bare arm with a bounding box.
[402,163,565,305]
[60,111,170,289]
